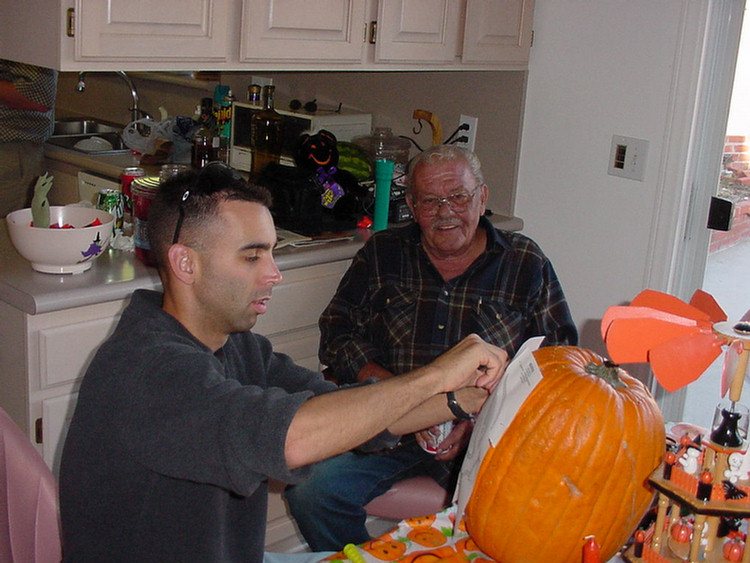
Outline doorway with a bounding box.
[680,4,750,429]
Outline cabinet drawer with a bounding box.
[254,261,349,337]
[268,327,322,371]
[38,315,120,389]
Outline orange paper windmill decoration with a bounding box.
[601,289,750,399]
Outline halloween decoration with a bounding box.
[601,289,750,563]
[294,129,363,212]
[464,346,665,563]
[601,289,748,396]
[31,173,53,228]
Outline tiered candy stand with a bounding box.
[622,322,750,563]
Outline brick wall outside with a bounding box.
[709,135,750,253]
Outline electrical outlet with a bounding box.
[251,75,273,88]
[455,115,478,152]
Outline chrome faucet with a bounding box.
[76,71,152,125]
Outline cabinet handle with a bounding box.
[35,417,43,444]
[368,21,377,44]
[66,7,75,37]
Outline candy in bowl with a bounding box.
[7,206,115,274]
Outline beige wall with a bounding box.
[55,70,526,216]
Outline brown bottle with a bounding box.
[192,99,219,169]
[251,85,284,175]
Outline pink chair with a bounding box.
[364,475,451,520]
[0,408,62,563]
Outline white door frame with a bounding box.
[645,0,745,420]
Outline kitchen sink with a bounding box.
[48,118,130,154]
[53,118,122,136]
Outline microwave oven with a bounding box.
[229,102,372,172]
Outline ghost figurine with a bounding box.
[724,452,745,483]
[679,447,701,474]
[31,172,54,228]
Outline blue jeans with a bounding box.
[285,442,450,552]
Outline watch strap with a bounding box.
[446,391,474,421]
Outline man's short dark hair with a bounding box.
[148,163,273,269]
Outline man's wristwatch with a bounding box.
[446,391,474,421]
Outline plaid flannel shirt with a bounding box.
[320,216,577,384]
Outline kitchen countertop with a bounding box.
[44,142,162,179]
[1,210,523,316]
[0,220,363,315]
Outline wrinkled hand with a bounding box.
[434,420,473,461]
[416,420,474,460]
[415,427,438,452]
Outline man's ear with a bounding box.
[478,183,489,214]
[167,244,197,284]
[405,193,417,217]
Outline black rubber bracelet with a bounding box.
[446,391,474,421]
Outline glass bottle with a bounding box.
[251,84,284,175]
[192,99,219,169]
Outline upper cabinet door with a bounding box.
[76,0,230,62]
[461,0,534,64]
[240,0,367,63]
[375,0,462,63]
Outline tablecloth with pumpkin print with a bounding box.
[321,505,494,563]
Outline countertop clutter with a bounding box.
[0,212,523,316]
[30,140,524,317]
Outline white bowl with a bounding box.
[73,136,114,152]
[7,206,115,274]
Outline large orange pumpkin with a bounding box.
[464,346,665,563]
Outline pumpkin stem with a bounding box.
[585,360,627,389]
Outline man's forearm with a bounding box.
[285,364,443,469]
[387,386,488,435]
[286,334,506,469]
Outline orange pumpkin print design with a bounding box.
[454,535,479,554]
[361,537,407,561]
[405,514,436,528]
[399,547,457,563]
[407,527,447,548]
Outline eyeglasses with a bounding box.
[172,161,243,245]
[411,184,482,216]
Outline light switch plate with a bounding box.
[608,135,649,181]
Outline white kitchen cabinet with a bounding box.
[461,0,535,65]
[240,0,367,64]
[242,0,534,69]
[75,0,231,63]
[0,298,125,476]
[0,0,533,71]
[0,0,232,72]
[373,0,462,64]
[375,0,533,65]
